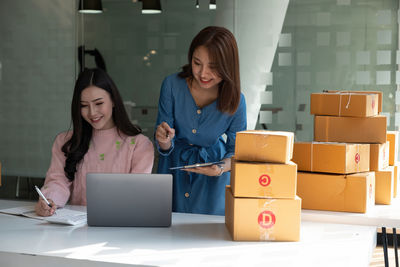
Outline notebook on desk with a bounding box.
[86,173,173,227]
[0,205,87,226]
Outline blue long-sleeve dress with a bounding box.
[155,73,247,215]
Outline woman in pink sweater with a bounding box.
[35,68,154,216]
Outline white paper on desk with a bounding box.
[43,209,87,226]
[0,205,48,221]
[0,206,87,226]
[0,205,36,215]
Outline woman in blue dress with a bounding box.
[155,26,247,215]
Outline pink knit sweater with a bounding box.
[41,127,154,207]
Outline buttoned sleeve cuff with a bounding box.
[224,151,234,159]
[156,138,175,156]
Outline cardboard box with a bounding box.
[393,163,399,198]
[235,130,294,164]
[293,142,370,174]
[314,115,387,144]
[231,160,297,198]
[297,171,375,213]
[375,166,394,205]
[387,131,399,166]
[225,186,301,241]
[310,92,379,117]
[370,142,389,171]
[321,90,383,112]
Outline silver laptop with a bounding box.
[86,173,172,227]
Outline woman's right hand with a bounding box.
[155,122,175,150]
[35,199,57,217]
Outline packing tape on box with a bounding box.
[310,142,314,171]
[258,199,277,241]
[356,144,360,172]
[309,141,332,171]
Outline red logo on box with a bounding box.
[372,99,375,109]
[259,174,271,187]
[258,211,276,229]
[355,153,360,164]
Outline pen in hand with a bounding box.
[34,185,56,215]
[35,185,51,207]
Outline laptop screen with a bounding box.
[86,173,172,227]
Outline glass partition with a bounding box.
[259,0,399,142]
[0,0,76,177]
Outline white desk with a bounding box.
[302,197,400,228]
[0,199,376,267]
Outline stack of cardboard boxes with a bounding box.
[225,130,301,241]
[293,91,387,213]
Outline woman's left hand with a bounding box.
[184,164,224,177]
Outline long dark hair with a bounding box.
[179,26,241,115]
[62,68,141,181]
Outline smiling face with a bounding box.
[80,86,115,130]
[191,45,222,91]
